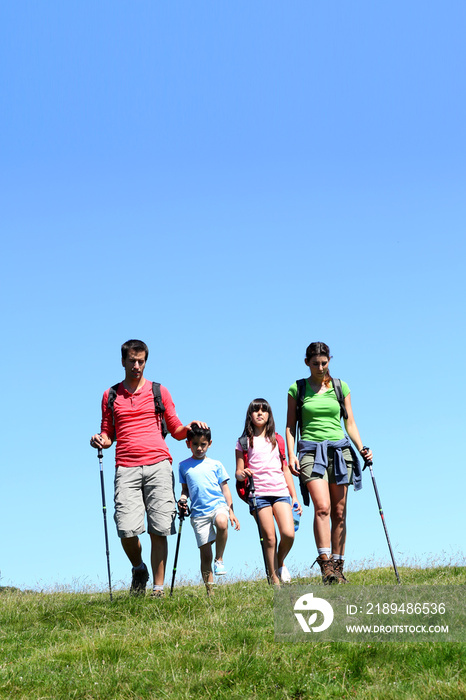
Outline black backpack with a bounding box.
[107,382,168,439]
[296,377,348,438]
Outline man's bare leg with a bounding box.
[121,535,143,567]
[149,533,167,586]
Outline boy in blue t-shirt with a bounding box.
[178,425,240,594]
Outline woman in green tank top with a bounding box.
[286,342,372,584]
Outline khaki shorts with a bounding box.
[299,447,354,485]
[114,460,177,538]
[191,505,230,548]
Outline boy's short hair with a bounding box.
[187,424,211,442]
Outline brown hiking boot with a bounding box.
[332,557,348,583]
[150,588,165,599]
[316,555,338,585]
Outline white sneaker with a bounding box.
[214,559,227,575]
[278,565,291,583]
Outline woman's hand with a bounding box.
[288,454,300,476]
[360,446,373,466]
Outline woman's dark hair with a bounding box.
[242,398,276,449]
[305,341,333,387]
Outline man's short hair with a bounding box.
[121,339,149,361]
[187,424,211,442]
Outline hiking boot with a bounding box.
[316,555,338,585]
[130,563,149,596]
[150,588,165,599]
[332,557,348,583]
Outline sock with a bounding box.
[332,554,344,561]
[153,584,164,592]
[317,548,331,558]
[133,561,146,571]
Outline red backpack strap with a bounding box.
[275,433,287,469]
[236,435,250,504]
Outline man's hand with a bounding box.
[90,433,110,449]
[185,420,209,431]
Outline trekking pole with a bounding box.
[170,499,190,597]
[363,449,401,585]
[249,475,271,585]
[97,448,113,600]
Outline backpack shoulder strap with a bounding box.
[238,435,249,468]
[152,382,168,438]
[107,383,120,423]
[332,378,348,420]
[238,435,249,452]
[236,435,251,503]
[151,382,166,414]
[275,433,287,468]
[296,378,306,438]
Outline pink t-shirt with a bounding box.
[235,436,289,497]
[101,380,183,467]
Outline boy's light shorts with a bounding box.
[190,505,230,548]
[114,460,177,538]
[299,447,354,485]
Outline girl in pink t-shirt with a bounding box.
[235,398,302,585]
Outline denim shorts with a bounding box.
[248,495,292,514]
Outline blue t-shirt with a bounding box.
[178,456,230,517]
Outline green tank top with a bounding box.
[288,379,350,441]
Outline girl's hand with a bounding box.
[236,468,252,481]
[294,501,303,516]
[288,455,300,476]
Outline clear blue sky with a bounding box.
[1,1,465,591]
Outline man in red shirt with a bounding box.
[90,339,206,597]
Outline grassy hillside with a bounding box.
[0,567,464,699]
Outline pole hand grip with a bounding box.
[361,445,372,468]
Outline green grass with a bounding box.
[0,567,464,699]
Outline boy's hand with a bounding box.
[177,496,189,515]
[230,511,240,530]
